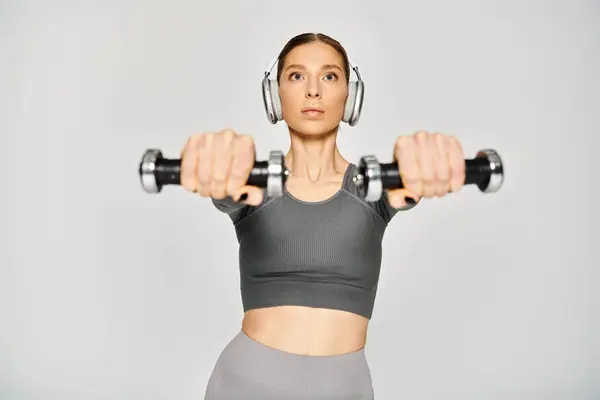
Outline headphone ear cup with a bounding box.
[343,81,362,126]
[269,79,283,122]
[342,81,356,123]
[262,77,283,123]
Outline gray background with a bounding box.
[1,0,598,399]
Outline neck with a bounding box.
[285,126,348,182]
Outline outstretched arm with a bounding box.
[385,130,466,211]
[178,129,265,222]
[211,196,251,224]
[373,190,419,223]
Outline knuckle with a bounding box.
[211,182,226,194]
[453,165,465,177]
[238,133,254,147]
[185,134,201,151]
[182,136,193,149]
[220,128,236,141]
[214,130,227,143]
[197,131,210,141]
[415,130,429,141]
[407,184,422,196]
[399,164,418,179]
[437,170,450,181]
[199,133,213,149]
[226,181,240,193]
[197,175,211,186]
[422,177,436,186]
[421,169,436,182]
[395,135,408,145]
[234,135,255,154]
[395,136,412,153]
[189,133,203,143]
[229,168,249,183]
[401,175,417,184]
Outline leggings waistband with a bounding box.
[204,330,375,400]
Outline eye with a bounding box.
[289,72,303,80]
[323,72,339,81]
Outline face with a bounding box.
[278,41,348,136]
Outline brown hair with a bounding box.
[275,32,350,84]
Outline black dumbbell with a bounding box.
[138,149,290,197]
[355,149,504,201]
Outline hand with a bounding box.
[179,129,264,206]
[387,131,466,208]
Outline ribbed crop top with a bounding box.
[212,163,411,319]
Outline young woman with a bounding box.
[180,32,466,399]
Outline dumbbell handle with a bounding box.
[139,149,288,195]
[380,156,496,189]
[150,158,270,187]
[357,149,504,201]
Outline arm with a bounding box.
[178,130,262,224]
[211,196,250,224]
[372,190,419,223]
[211,186,269,224]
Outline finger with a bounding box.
[228,134,255,198]
[385,188,420,209]
[433,133,451,197]
[394,135,422,197]
[210,129,235,200]
[415,131,436,198]
[180,135,200,192]
[447,136,466,192]
[233,185,264,206]
[196,133,214,197]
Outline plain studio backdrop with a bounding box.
[1,0,598,399]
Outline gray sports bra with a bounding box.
[212,163,411,319]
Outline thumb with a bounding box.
[233,185,265,206]
[386,189,420,209]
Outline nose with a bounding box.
[306,89,321,99]
[306,80,321,99]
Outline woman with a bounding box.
[180,32,466,399]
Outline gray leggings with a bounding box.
[204,330,375,399]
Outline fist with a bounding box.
[387,131,466,208]
[180,129,263,205]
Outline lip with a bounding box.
[301,107,325,113]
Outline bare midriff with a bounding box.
[242,306,369,356]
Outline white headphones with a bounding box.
[261,53,364,126]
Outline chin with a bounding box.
[286,119,340,138]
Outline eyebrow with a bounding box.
[284,64,343,72]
